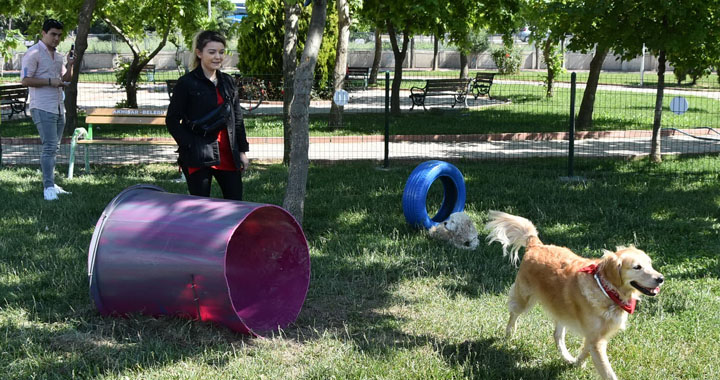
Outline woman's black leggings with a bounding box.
[181,166,243,200]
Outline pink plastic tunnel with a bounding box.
[88,185,311,336]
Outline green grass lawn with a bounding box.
[3,79,719,138]
[397,70,720,90]
[1,157,719,379]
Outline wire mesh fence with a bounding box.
[2,69,720,178]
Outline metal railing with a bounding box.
[2,69,719,177]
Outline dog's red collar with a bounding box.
[579,264,636,314]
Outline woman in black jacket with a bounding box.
[166,30,250,200]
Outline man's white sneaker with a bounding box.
[44,187,59,201]
[54,184,71,195]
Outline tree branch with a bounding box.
[100,13,139,57]
[142,3,174,66]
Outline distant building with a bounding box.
[228,1,247,23]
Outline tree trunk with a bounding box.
[282,1,301,165]
[542,38,556,98]
[329,0,349,127]
[387,22,408,116]
[459,52,468,79]
[576,45,608,130]
[64,0,97,131]
[432,29,439,71]
[368,27,382,85]
[283,0,328,224]
[104,11,172,109]
[125,60,141,108]
[650,50,666,163]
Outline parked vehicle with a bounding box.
[516,26,530,42]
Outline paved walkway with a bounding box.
[3,81,719,167]
[69,82,506,113]
[2,129,719,166]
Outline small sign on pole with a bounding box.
[333,89,349,107]
[670,96,689,115]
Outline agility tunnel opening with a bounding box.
[88,185,310,336]
[402,160,466,229]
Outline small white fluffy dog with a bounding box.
[428,212,479,250]
[484,211,664,380]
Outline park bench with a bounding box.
[67,107,174,178]
[345,66,370,89]
[470,72,495,99]
[141,64,156,82]
[0,84,29,119]
[166,79,178,98]
[409,78,473,111]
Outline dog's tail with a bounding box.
[484,211,540,266]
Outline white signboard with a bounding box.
[333,89,349,106]
[670,96,689,115]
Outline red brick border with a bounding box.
[4,128,714,145]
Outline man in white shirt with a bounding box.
[21,19,75,201]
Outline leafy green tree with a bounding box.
[456,30,489,78]
[245,0,337,164]
[360,0,437,115]
[99,0,233,108]
[533,1,622,131]
[237,0,337,84]
[0,28,22,70]
[671,46,716,85]
[65,0,98,131]
[1,0,94,129]
[521,0,565,97]
[612,0,720,162]
[350,3,383,83]
[528,0,720,161]
[283,0,329,223]
[0,0,84,67]
[539,37,564,97]
[328,0,350,127]
[444,0,520,78]
[282,0,303,164]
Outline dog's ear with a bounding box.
[599,250,624,288]
[601,249,616,257]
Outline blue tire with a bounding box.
[402,160,466,229]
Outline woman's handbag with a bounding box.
[187,102,231,137]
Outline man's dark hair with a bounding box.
[42,19,64,32]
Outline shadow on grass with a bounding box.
[1,314,249,379]
[442,338,570,380]
[1,158,719,378]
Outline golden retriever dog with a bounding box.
[484,211,664,380]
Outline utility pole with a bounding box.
[208,0,212,17]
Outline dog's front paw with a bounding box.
[571,355,588,368]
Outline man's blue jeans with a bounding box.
[31,108,65,189]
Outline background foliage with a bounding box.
[236,0,338,86]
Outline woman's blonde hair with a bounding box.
[190,30,227,70]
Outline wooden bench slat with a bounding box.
[69,106,173,178]
[85,115,166,125]
[86,114,166,124]
[408,78,475,111]
[345,67,370,89]
[0,89,28,95]
[470,72,496,98]
[0,84,29,118]
[77,139,176,145]
[86,108,166,117]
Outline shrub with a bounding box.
[491,44,522,74]
[673,65,711,85]
[236,0,337,87]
